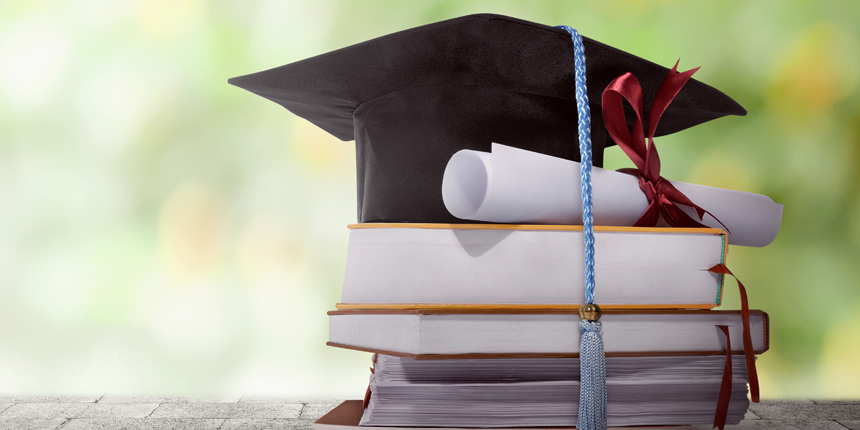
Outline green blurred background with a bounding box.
[0,0,858,399]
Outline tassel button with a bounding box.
[579,303,602,321]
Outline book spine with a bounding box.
[715,233,727,306]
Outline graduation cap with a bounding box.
[229,13,746,224]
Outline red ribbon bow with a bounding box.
[602,61,728,231]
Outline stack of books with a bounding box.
[225,11,777,430]
[318,223,769,429]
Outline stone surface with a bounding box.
[220,419,308,429]
[813,399,860,404]
[0,418,67,430]
[838,421,860,430]
[98,396,192,404]
[0,396,99,403]
[695,419,852,429]
[100,395,241,404]
[0,402,90,419]
[61,418,225,429]
[757,399,815,404]
[76,403,161,418]
[148,402,303,419]
[0,398,856,429]
[749,402,860,420]
[239,396,342,404]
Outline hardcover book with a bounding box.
[358,354,750,427]
[316,400,696,430]
[341,224,728,310]
[328,309,768,358]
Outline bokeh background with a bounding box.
[1,0,858,399]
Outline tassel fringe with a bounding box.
[578,320,607,430]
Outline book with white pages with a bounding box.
[357,354,750,428]
[339,223,729,311]
[327,309,768,357]
[315,401,696,430]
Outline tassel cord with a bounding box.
[558,25,597,305]
[557,25,607,430]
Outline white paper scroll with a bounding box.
[441,143,783,247]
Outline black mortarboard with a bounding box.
[229,13,746,224]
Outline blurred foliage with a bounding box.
[0,0,857,398]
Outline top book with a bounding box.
[339,223,727,310]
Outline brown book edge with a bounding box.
[347,223,725,236]
[328,308,765,316]
[315,400,366,428]
[315,400,695,429]
[336,303,716,311]
[325,342,766,358]
[326,309,768,356]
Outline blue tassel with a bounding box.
[578,320,608,430]
[556,25,608,430]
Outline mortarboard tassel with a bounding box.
[556,26,608,430]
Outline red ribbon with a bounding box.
[602,61,728,231]
[363,353,379,409]
[709,264,759,404]
[714,325,733,430]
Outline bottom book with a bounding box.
[359,355,748,428]
[316,401,695,430]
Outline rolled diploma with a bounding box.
[442,143,783,247]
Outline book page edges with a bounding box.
[315,401,696,429]
[325,342,767,358]
[348,223,726,235]
[329,309,765,316]
[335,303,716,310]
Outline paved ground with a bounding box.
[0,397,857,429]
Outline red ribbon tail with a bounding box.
[709,264,759,403]
[662,199,711,229]
[363,385,372,409]
[659,180,732,233]
[699,207,732,234]
[713,325,733,430]
[364,353,379,409]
